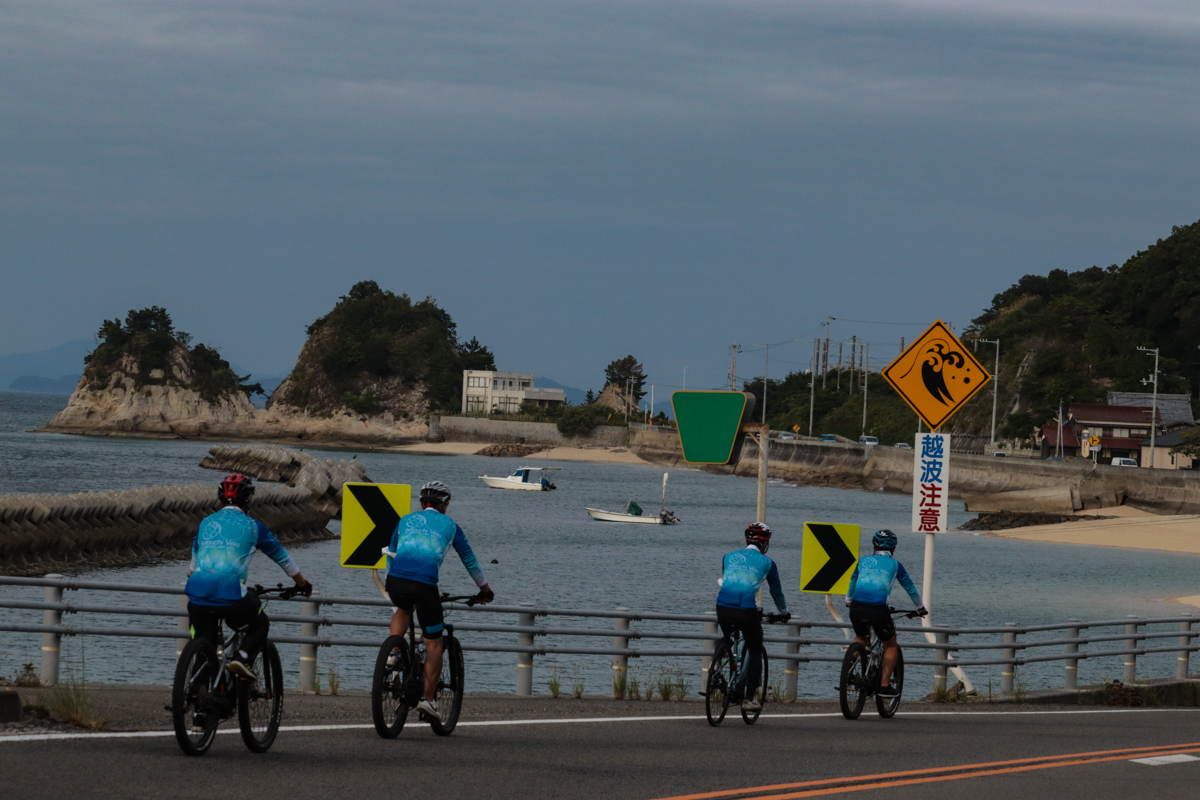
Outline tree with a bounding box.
[603,355,646,402]
[458,337,496,372]
[585,389,595,404]
[1169,428,1200,460]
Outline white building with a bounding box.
[461,370,567,415]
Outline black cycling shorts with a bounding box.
[849,602,895,642]
[385,576,444,639]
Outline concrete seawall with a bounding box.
[0,483,334,577]
[628,425,1200,514]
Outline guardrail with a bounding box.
[1,575,1197,698]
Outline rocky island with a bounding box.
[42,282,496,446]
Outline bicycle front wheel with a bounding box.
[839,643,868,720]
[705,641,735,727]
[429,634,465,736]
[238,641,284,752]
[372,635,410,738]
[876,649,904,718]
[741,647,768,725]
[172,638,219,756]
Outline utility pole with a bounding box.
[729,344,741,391]
[979,339,1000,447]
[850,336,857,393]
[752,343,770,424]
[822,317,834,388]
[1138,346,1160,468]
[861,342,869,434]
[1057,400,1063,459]
[836,342,843,391]
[809,339,817,436]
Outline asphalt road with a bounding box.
[4,698,1200,800]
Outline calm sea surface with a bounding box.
[2,391,1198,697]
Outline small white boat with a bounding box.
[585,473,680,524]
[479,466,560,491]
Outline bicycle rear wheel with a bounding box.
[876,649,904,718]
[371,635,409,738]
[429,634,464,736]
[839,643,868,720]
[741,647,768,725]
[238,641,284,752]
[705,641,735,727]
[172,638,219,756]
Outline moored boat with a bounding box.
[479,466,559,491]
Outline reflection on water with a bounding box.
[2,391,1198,696]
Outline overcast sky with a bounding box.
[3,0,1199,392]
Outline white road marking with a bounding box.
[1131,754,1200,766]
[0,707,1186,744]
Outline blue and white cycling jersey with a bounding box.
[846,552,922,607]
[716,546,788,612]
[186,506,299,606]
[386,508,487,588]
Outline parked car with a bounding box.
[894,442,912,449]
[778,433,795,440]
[992,451,1007,457]
[1111,457,1139,467]
[819,434,838,443]
[859,435,879,446]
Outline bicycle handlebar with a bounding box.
[886,606,924,619]
[251,583,306,600]
[762,612,791,624]
[441,593,480,607]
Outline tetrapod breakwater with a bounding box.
[199,443,368,516]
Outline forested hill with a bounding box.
[968,219,1200,439]
[747,219,1200,445]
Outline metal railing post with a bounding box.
[299,600,319,692]
[1001,623,1017,695]
[176,592,190,659]
[40,574,63,686]
[517,603,535,696]
[1178,616,1194,680]
[1124,616,1139,684]
[933,630,949,693]
[701,611,718,691]
[612,607,629,698]
[1064,619,1080,691]
[784,622,800,702]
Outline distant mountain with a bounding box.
[0,339,91,390]
[8,375,80,394]
[535,377,588,405]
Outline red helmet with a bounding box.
[219,474,255,506]
[745,522,772,552]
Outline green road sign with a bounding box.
[671,391,757,464]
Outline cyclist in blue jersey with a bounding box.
[716,522,789,712]
[384,481,494,720]
[845,530,926,697]
[186,474,312,681]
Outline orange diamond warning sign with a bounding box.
[882,320,991,431]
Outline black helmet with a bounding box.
[872,529,898,551]
[745,522,772,552]
[419,481,452,506]
[219,474,255,506]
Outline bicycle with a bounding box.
[838,606,921,720]
[371,593,476,738]
[171,584,302,756]
[704,611,789,727]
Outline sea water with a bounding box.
[2,391,1198,697]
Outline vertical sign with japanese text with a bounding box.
[912,433,949,534]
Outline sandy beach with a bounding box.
[987,505,1200,554]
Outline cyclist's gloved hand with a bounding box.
[780,612,791,623]
[475,584,495,604]
[916,606,928,617]
[295,579,313,598]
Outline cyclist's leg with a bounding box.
[384,575,416,638]
[187,602,220,645]
[715,605,737,646]
[741,615,764,690]
[224,594,267,662]
[880,637,900,686]
[412,582,446,701]
[847,603,874,649]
